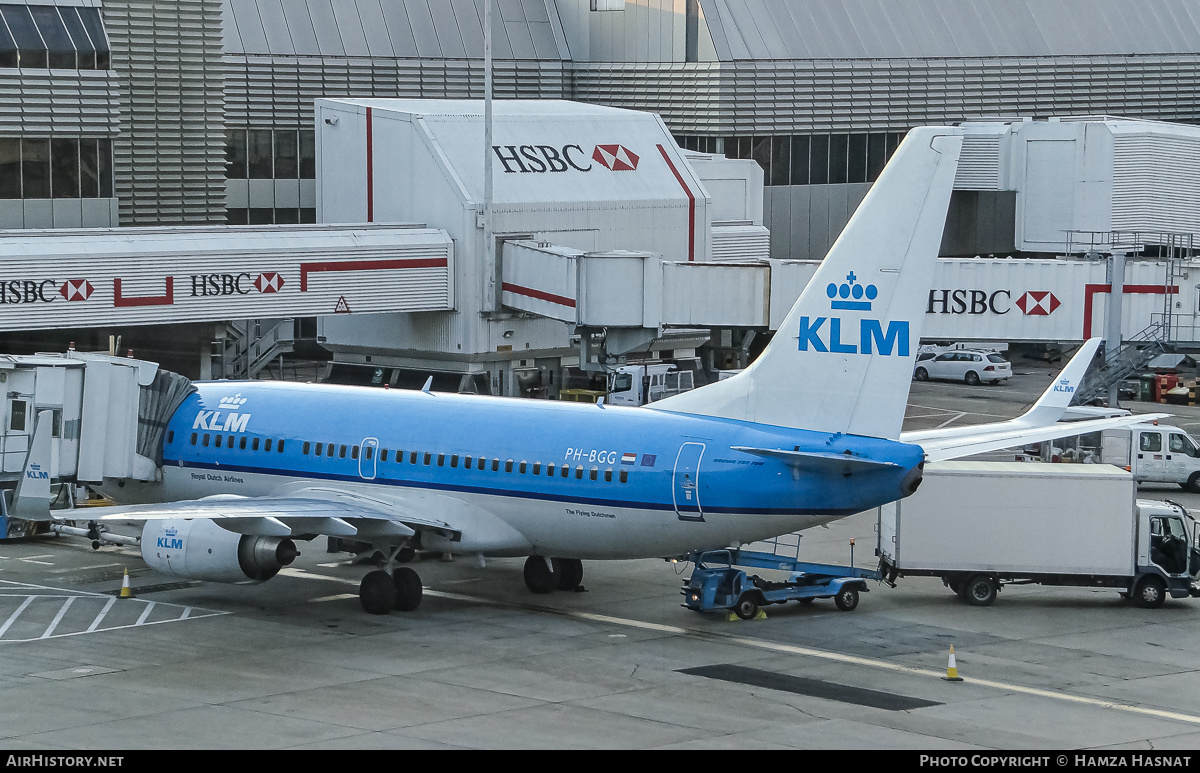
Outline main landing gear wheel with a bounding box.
[392,567,423,611]
[556,558,584,591]
[359,570,396,615]
[524,556,560,594]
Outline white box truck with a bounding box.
[878,462,1200,607]
[1018,422,1200,491]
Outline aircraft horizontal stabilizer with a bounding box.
[731,446,902,471]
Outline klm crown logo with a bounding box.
[827,271,878,311]
[219,394,248,410]
[800,271,910,357]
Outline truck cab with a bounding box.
[1134,500,1200,606]
[606,363,695,407]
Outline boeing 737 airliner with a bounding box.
[18,127,1158,614]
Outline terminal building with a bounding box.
[3,1,1200,391]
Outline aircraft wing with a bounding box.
[77,483,541,555]
[915,412,1170,462]
[900,338,1169,460]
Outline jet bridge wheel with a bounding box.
[359,570,396,615]
[392,567,423,611]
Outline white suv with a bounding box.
[914,350,1011,385]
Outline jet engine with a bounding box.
[141,518,298,583]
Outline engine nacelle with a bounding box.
[141,518,299,584]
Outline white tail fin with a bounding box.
[9,409,53,520]
[651,127,962,439]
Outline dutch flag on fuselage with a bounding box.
[621,452,637,465]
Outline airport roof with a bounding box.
[699,0,1200,60]
[222,0,569,60]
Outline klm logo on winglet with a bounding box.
[25,462,48,481]
[798,272,909,356]
[1052,378,1074,394]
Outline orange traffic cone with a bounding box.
[118,568,135,599]
[943,645,963,681]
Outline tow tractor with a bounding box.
[681,542,880,619]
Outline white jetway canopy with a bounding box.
[0,224,454,331]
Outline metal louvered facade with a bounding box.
[102,0,227,226]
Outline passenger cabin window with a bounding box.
[226,435,234,448]
[424,452,432,465]
[546,463,555,476]
[437,453,445,466]
[605,469,613,482]
[533,462,541,475]
[505,459,514,473]
[351,446,358,460]
[450,454,458,468]
[575,465,584,479]
[381,449,388,462]
[492,458,499,471]
[240,437,247,450]
[478,457,486,470]
[1140,433,1163,453]
[190,432,197,445]
[202,434,210,447]
[264,439,272,452]
[619,470,628,483]
[167,430,174,444]
[590,467,598,481]
[278,440,285,453]
[327,443,335,457]
[365,447,373,461]
[410,451,418,464]
[303,441,310,455]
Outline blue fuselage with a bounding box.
[130,381,924,559]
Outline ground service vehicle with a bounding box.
[878,462,1200,607]
[1020,423,1200,491]
[606,363,694,406]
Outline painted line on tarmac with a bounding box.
[279,568,1200,726]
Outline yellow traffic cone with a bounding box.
[943,645,963,681]
[118,567,135,599]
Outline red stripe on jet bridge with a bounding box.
[657,144,696,262]
[365,107,374,223]
[501,282,577,308]
[300,257,448,291]
[113,277,174,307]
[1081,283,1178,338]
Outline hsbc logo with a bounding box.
[592,144,639,171]
[1015,291,1060,316]
[927,289,1061,316]
[491,143,641,174]
[190,273,286,297]
[60,279,94,301]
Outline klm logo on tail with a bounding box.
[798,273,910,356]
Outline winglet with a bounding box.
[9,410,54,521]
[1014,338,1102,427]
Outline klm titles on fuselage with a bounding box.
[192,394,251,433]
[798,274,910,356]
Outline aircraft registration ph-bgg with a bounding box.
[20,128,1159,614]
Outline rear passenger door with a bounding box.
[1136,430,1166,480]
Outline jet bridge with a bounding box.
[0,351,190,487]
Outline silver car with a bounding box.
[914,350,1011,385]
